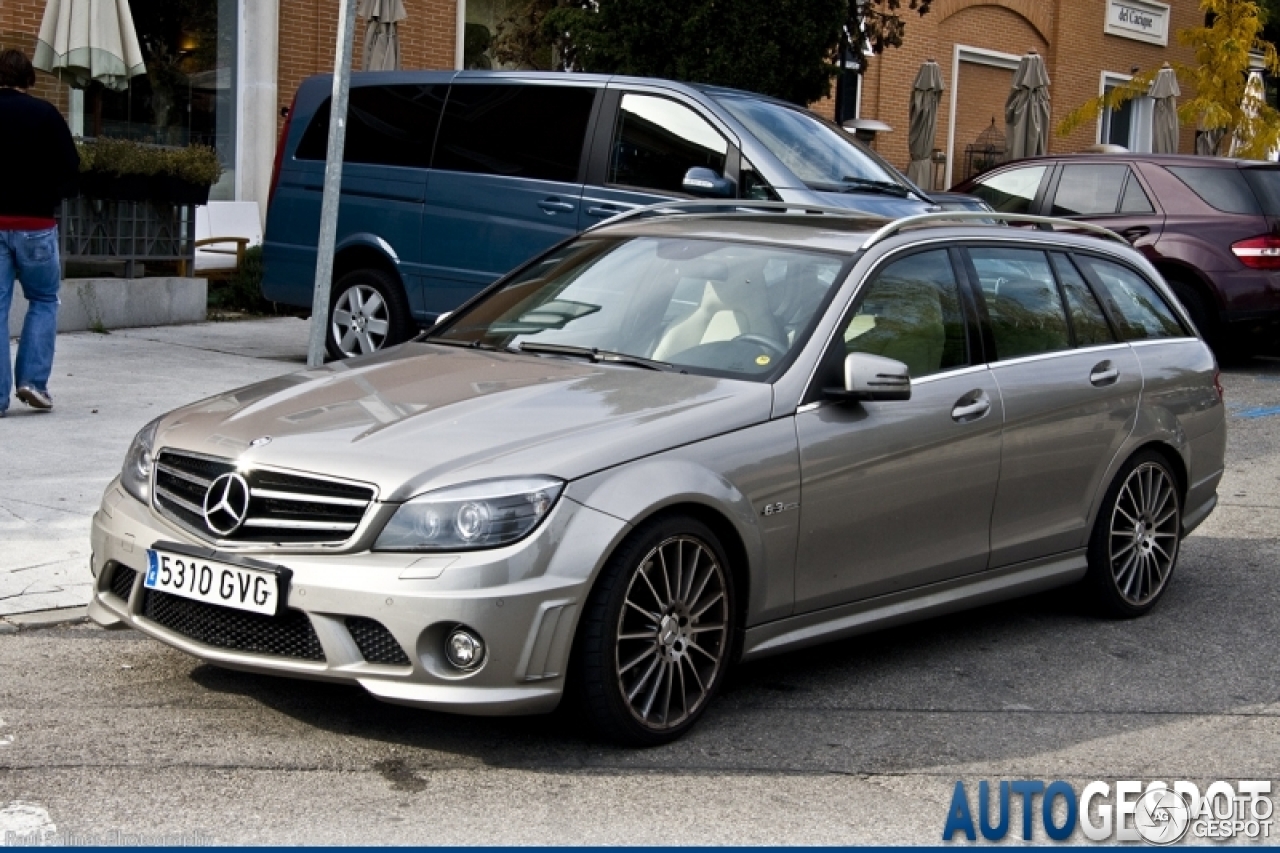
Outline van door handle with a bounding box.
[1120,226,1150,243]
[586,205,622,218]
[537,198,576,214]
[1090,361,1119,386]
[951,391,991,423]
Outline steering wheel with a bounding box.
[732,333,787,358]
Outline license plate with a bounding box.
[145,547,285,616]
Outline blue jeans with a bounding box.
[0,227,61,412]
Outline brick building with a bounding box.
[0,0,1207,214]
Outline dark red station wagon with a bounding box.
[953,154,1280,358]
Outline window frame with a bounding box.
[1069,251,1193,341]
[1044,163,1155,218]
[958,244,1077,362]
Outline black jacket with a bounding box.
[0,88,79,218]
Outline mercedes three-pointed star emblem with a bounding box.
[203,472,251,536]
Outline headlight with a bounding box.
[374,477,564,551]
[120,417,163,504]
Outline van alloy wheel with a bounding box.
[325,268,413,360]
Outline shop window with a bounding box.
[81,0,238,200]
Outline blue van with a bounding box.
[263,71,936,358]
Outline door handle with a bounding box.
[1090,361,1119,386]
[951,391,991,423]
[585,204,623,218]
[537,198,576,214]
[1120,226,1150,243]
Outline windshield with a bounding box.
[430,236,848,382]
[716,94,906,192]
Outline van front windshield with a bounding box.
[430,236,847,382]
[716,94,908,193]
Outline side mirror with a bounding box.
[825,352,912,402]
[682,167,736,199]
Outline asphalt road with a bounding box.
[1,357,1277,845]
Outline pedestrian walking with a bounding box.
[0,48,79,416]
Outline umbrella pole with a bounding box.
[307,0,359,367]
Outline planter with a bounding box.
[77,173,212,206]
[161,177,211,206]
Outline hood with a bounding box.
[155,343,774,502]
[808,189,936,218]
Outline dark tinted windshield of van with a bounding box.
[715,94,906,192]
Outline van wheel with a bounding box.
[326,268,413,360]
[1084,450,1182,618]
[573,516,736,746]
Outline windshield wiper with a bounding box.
[424,337,503,352]
[516,342,672,372]
[838,176,910,197]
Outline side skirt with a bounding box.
[741,550,1087,661]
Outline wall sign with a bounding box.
[1105,0,1170,46]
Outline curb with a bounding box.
[0,606,89,632]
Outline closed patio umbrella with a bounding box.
[1005,50,1050,161]
[907,59,944,188]
[359,0,407,72]
[1150,63,1181,154]
[32,0,145,92]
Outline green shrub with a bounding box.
[208,245,281,315]
[77,138,222,185]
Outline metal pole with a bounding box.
[306,0,359,367]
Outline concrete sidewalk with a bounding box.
[1,318,311,620]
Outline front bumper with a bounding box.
[89,479,627,715]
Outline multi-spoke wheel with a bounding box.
[575,516,736,745]
[326,268,413,360]
[1086,451,1182,617]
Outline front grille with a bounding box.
[107,564,137,602]
[152,450,375,545]
[346,617,411,666]
[141,589,326,661]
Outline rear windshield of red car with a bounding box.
[1240,167,1280,216]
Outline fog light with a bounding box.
[445,627,485,670]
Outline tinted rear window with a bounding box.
[433,84,595,183]
[296,84,448,167]
[1241,168,1280,215]
[1166,165,1260,214]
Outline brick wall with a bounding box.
[847,0,1201,189]
[1,0,70,116]
[278,0,458,134]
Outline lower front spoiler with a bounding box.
[89,593,565,715]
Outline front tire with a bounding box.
[574,516,736,746]
[1085,450,1182,618]
[326,268,414,360]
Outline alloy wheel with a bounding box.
[1108,462,1180,607]
[331,284,391,357]
[615,535,729,731]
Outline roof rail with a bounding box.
[583,199,885,231]
[858,211,1129,250]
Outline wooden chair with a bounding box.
[181,201,263,279]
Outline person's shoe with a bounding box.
[16,386,53,411]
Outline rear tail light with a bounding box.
[1230,234,1280,269]
[268,95,297,208]
[1213,368,1224,402]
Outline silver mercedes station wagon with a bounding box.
[89,205,1226,745]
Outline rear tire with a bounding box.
[1084,450,1182,618]
[1168,278,1242,363]
[573,515,736,746]
[325,268,414,360]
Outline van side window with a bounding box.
[297,84,448,168]
[609,94,729,194]
[433,85,596,182]
[843,250,969,379]
[1076,257,1187,340]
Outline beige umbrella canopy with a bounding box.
[1005,50,1050,161]
[32,0,145,91]
[359,0,407,72]
[1150,63,1181,154]
[907,59,944,188]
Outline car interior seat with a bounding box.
[986,277,1069,358]
[845,280,946,379]
[653,260,783,360]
